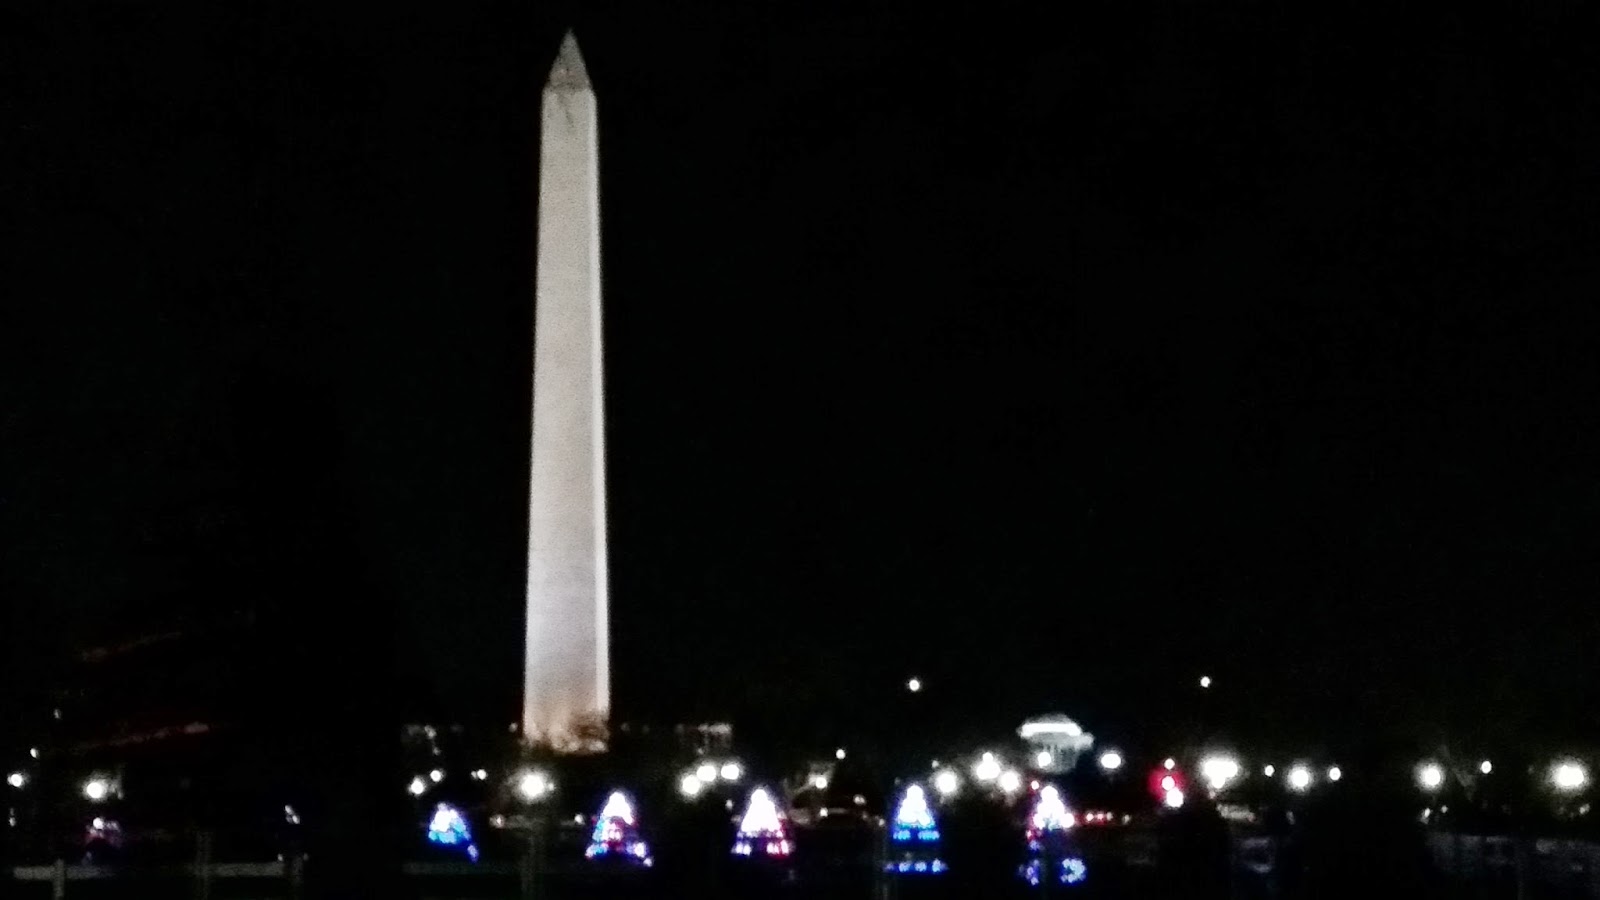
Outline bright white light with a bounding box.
[1200,756,1241,790]
[1036,751,1053,768]
[1099,751,1123,771]
[429,768,445,784]
[810,774,829,790]
[599,791,636,824]
[737,788,783,837]
[1163,758,1176,771]
[999,769,1023,794]
[1199,675,1212,689]
[517,770,552,802]
[679,773,705,798]
[1164,788,1185,809]
[696,763,717,783]
[894,785,935,829]
[1287,765,1313,792]
[6,772,24,789]
[28,748,38,760]
[1263,765,1275,777]
[907,678,922,693]
[1160,775,1177,792]
[408,776,428,797]
[1031,786,1074,831]
[720,762,743,782]
[1327,766,1342,782]
[84,779,110,802]
[835,748,847,761]
[933,770,960,797]
[1479,760,1493,775]
[1019,719,1083,739]
[974,752,1002,783]
[1552,762,1588,792]
[471,769,488,781]
[1418,763,1444,791]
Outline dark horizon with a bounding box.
[6,4,1600,757]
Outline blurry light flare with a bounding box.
[429,768,444,784]
[1160,775,1176,792]
[1163,788,1185,809]
[1327,766,1343,782]
[1099,751,1123,771]
[974,753,1002,782]
[1031,785,1074,831]
[696,763,717,783]
[737,788,785,837]
[810,774,829,790]
[1287,765,1313,792]
[84,779,110,802]
[835,748,847,760]
[720,762,743,782]
[1479,760,1493,775]
[1263,765,1275,778]
[933,770,960,797]
[408,776,428,797]
[1552,762,1588,792]
[679,773,705,798]
[1036,751,1053,768]
[599,791,637,825]
[999,770,1023,794]
[29,748,39,760]
[517,770,553,801]
[1199,756,1241,790]
[1418,763,1444,791]
[1199,675,1212,688]
[6,772,24,789]
[471,769,488,781]
[1163,758,1176,771]
[907,678,922,693]
[893,784,936,830]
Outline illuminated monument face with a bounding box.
[524,32,609,751]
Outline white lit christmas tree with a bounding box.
[731,787,792,859]
[1021,785,1087,888]
[585,791,653,867]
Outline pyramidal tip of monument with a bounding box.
[547,30,590,91]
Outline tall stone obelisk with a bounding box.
[524,31,608,751]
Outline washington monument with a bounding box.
[523,32,608,751]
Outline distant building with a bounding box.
[1019,714,1095,773]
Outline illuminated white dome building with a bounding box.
[1019,715,1095,773]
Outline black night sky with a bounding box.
[5,4,1600,756]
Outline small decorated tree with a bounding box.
[585,791,653,867]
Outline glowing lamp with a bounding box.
[999,770,1023,794]
[1417,763,1444,791]
[517,769,552,802]
[1287,765,1313,792]
[974,753,1002,783]
[1552,762,1588,792]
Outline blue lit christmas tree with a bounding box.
[426,803,479,863]
[884,784,946,875]
[585,791,653,867]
